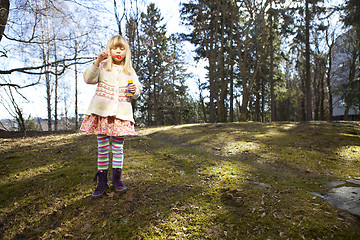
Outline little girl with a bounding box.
[80,35,142,199]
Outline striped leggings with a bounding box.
[97,135,124,170]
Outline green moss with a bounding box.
[0,122,359,239]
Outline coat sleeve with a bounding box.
[132,72,142,100]
[83,63,100,84]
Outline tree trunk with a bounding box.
[238,10,267,122]
[199,90,207,123]
[326,40,333,121]
[54,48,58,131]
[0,0,9,42]
[74,39,79,129]
[269,0,276,122]
[240,91,249,121]
[344,104,350,120]
[75,62,79,129]
[313,61,319,121]
[40,0,52,131]
[229,63,234,122]
[208,33,217,123]
[305,0,312,121]
[320,65,325,121]
[255,68,260,122]
[46,72,51,131]
[217,0,227,122]
[261,76,265,122]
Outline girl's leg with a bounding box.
[92,135,110,198]
[112,136,124,168]
[97,135,110,170]
[111,136,127,193]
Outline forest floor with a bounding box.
[1,121,360,239]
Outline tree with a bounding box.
[163,34,191,125]
[0,86,26,133]
[235,0,269,121]
[181,0,218,122]
[342,0,360,34]
[139,3,168,125]
[1,0,102,131]
[325,27,335,121]
[331,30,360,119]
[0,0,9,42]
[1,0,93,77]
[304,0,313,121]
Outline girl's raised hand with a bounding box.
[94,51,109,67]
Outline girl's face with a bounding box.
[110,45,126,65]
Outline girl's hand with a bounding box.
[94,51,109,67]
[128,84,136,93]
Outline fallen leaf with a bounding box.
[126,196,134,202]
[102,219,108,227]
[273,212,280,219]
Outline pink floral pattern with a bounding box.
[80,115,135,136]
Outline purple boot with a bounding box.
[112,168,127,194]
[92,170,109,199]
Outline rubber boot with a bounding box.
[92,170,109,199]
[112,168,127,194]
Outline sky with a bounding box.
[0,0,207,120]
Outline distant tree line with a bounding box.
[180,0,359,123]
[0,0,359,133]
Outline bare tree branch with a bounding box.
[0,79,40,89]
[3,32,90,45]
[0,56,94,75]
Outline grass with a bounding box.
[0,121,360,239]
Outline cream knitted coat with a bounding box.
[83,62,142,123]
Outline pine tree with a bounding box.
[139,3,168,126]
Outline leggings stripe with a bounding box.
[96,135,125,170]
[97,135,110,170]
[112,136,124,169]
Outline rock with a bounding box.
[326,186,360,216]
[321,181,346,188]
[248,181,271,189]
[346,179,360,185]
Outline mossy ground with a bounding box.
[0,121,359,239]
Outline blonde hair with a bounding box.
[104,35,134,75]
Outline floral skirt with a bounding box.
[80,115,135,136]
